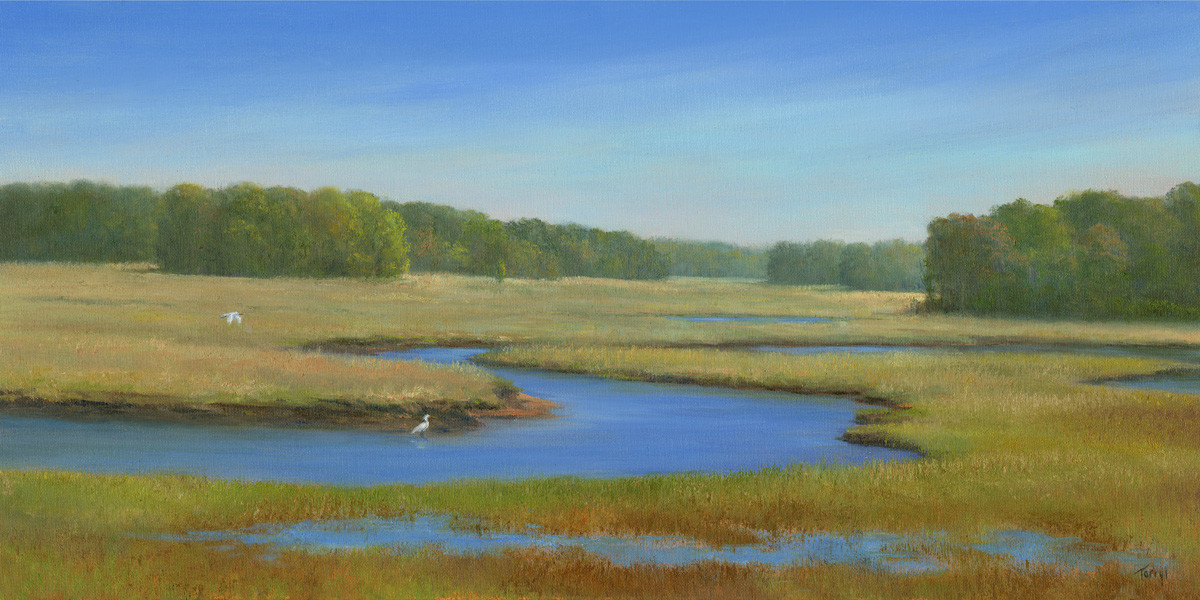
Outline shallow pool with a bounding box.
[164,514,1171,574]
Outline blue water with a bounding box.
[0,348,912,484]
[165,515,1170,574]
[755,343,1200,363]
[1107,375,1200,394]
[674,315,833,324]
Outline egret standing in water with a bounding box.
[411,414,431,437]
[220,311,243,325]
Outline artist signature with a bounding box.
[1133,563,1168,580]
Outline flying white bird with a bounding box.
[411,414,431,437]
[220,312,243,325]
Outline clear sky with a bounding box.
[2,2,1197,246]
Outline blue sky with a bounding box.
[2,2,1197,245]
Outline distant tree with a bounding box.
[157,183,214,273]
[1055,189,1176,302]
[155,183,407,278]
[869,239,925,292]
[924,214,1021,313]
[1166,182,1200,302]
[505,218,562,279]
[927,184,1200,318]
[768,238,921,291]
[769,240,844,285]
[988,198,1075,313]
[459,215,510,278]
[344,190,408,277]
[991,198,1072,252]
[1076,223,1130,315]
[652,239,767,279]
[802,240,845,285]
[839,242,876,290]
[391,202,486,272]
[0,180,157,263]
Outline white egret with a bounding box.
[220,312,243,325]
[411,414,431,437]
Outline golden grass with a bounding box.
[0,263,505,415]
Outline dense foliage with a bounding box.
[925,182,1200,318]
[1,180,672,281]
[0,181,158,262]
[766,239,925,291]
[0,181,407,277]
[157,183,408,278]
[393,202,670,280]
[652,239,767,279]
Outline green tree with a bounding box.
[924,214,1021,313]
[156,183,214,273]
[344,190,408,277]
[1166,182,1200,303]
[459,216,510,277]
[989,198,1075,314]
[869,239,925,292]
[1076,223,1130,315]
[1055,189,1176,303]
[839,242,876,290]
[0,181,157,263]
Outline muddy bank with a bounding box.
[837,430,923,454]
[472,392,559,420]
[300,335,511,356]
[0,389,556,433]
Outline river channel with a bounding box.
[0,348,913,484]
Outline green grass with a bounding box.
[3,262,1200,598]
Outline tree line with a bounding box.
[157,183,408,278]
[5,178,977,292]
[766,239,925,291]
[0,181,158,263]
[0,180,678,281]
[924,182,1200,318]
[392,202,670,280]
[652,239,768,279]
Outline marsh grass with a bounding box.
[4,262,1200,597]
[475,345,1200,557]
[3,470,1196,599]
[0,264,507,418]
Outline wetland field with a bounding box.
[1,262,1198,599]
